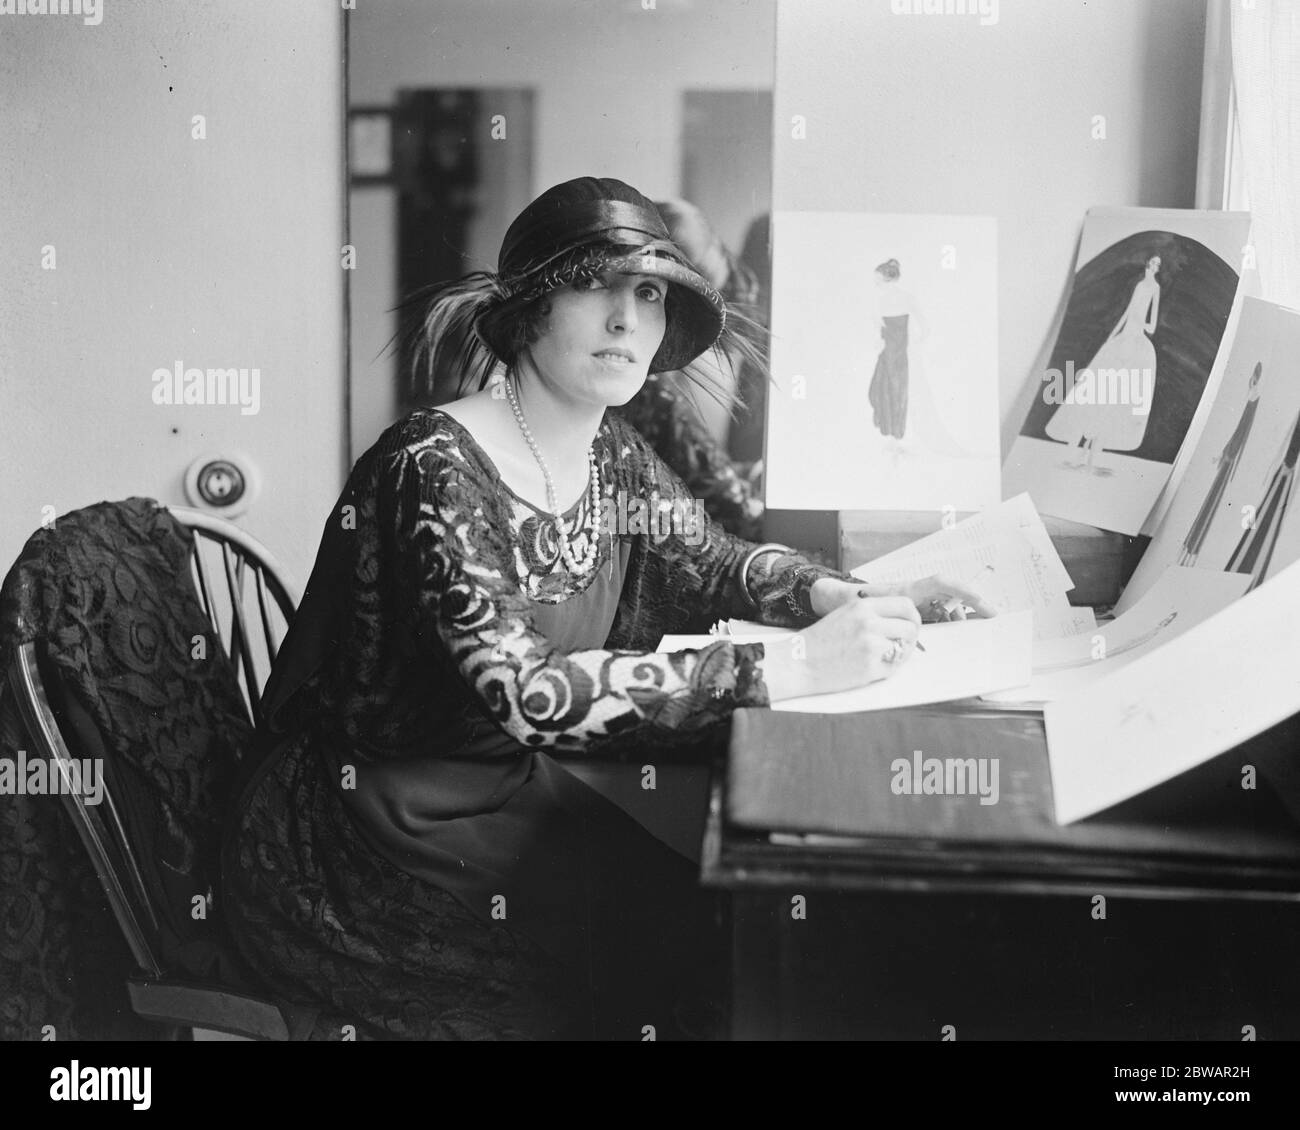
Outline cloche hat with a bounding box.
[402,176,761,402]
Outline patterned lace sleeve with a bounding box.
[610,417,862,633]
[387,437,771,752]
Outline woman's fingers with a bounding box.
[860,595,922,626]
[875,615,920,645]
[871,616,921,670]
[947,585,998,618]
[914,575,998,619]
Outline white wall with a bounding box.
[350,0,776,199]
[772,0,1206,455]
[0,0,346,588]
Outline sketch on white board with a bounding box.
[1222,405,1300,591]
[1044,254,1162,474]
[1119,299,1300,613]
[765,211,1000,511]
[1003,208,1251,534]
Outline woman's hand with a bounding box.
[900,574,1000,621]
[811,575,999,622]
[763,594,922,702]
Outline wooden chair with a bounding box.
[169,506,300,731]
[5,504,311,1039]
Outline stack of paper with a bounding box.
[847,494,1092,641]
[1045,555,1300,824]
[657,610,1033,714]
[982,566,1251,705]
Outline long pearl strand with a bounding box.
[504,373,602,576]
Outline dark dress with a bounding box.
[869,314,910,439]
[222,407,854,1040]
[1225,408,1300,591]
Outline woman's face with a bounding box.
[526,270,668,407]
[1146,255,1161,274]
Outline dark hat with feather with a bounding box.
[404,176,746,402]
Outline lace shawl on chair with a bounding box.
[0,497,255,1039]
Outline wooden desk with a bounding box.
[702,710,1300,1040]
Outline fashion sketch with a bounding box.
[868,258,926,444]
[1225,405,1300,592]
[1046,255,1162,471]
[1178,362,1263,566]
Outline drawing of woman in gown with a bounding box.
[868,258,925,446]
[1224,404,1300,592]
[1046,254,1162,473]
[1178,362,1263,566]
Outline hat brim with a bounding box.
[479,244,727,372]
[600,251,725,372]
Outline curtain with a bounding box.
[1231,0,1300,308]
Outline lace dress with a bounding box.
[222,407,854,1040]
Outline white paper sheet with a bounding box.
[1044,557,1300,824]
[983,566,1250,705]
[847,494,1081,640]
[723,619,787,637]
[1037,603,1097,639]
[851,493,1073,590]
[657,610,1032,714]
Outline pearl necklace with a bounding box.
[503,373,602,576]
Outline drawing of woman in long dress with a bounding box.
[868,258,926,447]
[1046,254,1162,473]
[1178,362,1263,566]
[1224,404,1300,592]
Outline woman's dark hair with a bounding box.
[875,258,901,281]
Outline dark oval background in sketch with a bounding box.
[1020,231,1239,465]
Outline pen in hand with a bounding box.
[858,588,926,651]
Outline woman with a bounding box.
[1046,254,1162,470]
[406,196,766,540]
[868,258,922,445]
[222,176,991,1041]
[1179,362,1263,567]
